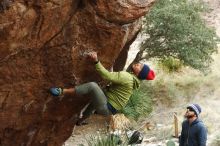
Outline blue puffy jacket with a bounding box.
[179,118,207,146]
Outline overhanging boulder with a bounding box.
[0,0,155,145]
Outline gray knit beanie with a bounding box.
[187,104,202,116]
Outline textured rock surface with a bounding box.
[0,0,155,145]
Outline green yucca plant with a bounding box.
[122,86,153,121]
[166,140,176,146]
[86,134,125,146]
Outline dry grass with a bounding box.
[109,114,132,131]
[141,48,220,144]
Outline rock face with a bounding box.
[0,0,155,145]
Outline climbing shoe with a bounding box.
[49,87,63,96]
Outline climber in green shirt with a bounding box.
[50,51,155,125]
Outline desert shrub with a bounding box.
[210,134,220,146]
[159,57,183,72]
[85,134,126,146]
[129,0,219,73]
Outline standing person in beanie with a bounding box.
[179,104,207,146]
[49,51,155,125]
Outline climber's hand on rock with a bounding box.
[87,51,98,63]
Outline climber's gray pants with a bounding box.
[75,82,112,118]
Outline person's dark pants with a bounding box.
[75,82,112,119]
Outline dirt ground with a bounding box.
[63,115,110,146]
[64,0,220,145]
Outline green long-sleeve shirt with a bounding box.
[95,62,140,111]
